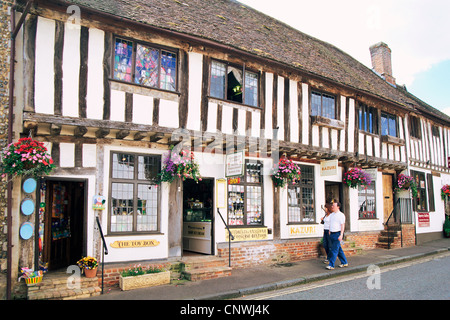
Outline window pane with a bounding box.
[114,38,133,82]
[160,50,177,91]
[112,153,135,179]
[210,61,226,99]
[138,155,160,181]
[358,183,376,219]
[246,185,262,225]
[389,115,397,137]
[311,92,321,116]
[136,184,158,231]
[135,44,159,88]
[111,183,134,232]
[381,114,388,135]
[322,94,335,119]
[288,186,301,223]
[244,71,258,107]
[228,184,245,226]
[227,66,243,103]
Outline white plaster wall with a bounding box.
[86,28,104,120]
[35,17,55,114]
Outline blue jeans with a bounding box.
[328,232,347,268]
[323,230,331,260]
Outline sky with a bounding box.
[239,0,450,116]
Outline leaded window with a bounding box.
[358,182,376,219]
[311,91,336,119]
[227,160,263,226]
[113,37,177,92]
[288,165,315,223]
[110,152,161,233]
[381,112,397,137]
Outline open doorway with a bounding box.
[43,179,86,271]
[182,178,214,255]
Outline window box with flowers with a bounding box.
[343,167,372,189]
[271,157,301,188]
[119,264,170,291]
[158,146,201,184]
[0,137,55,179]
[395,173,418,197]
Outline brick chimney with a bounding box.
[370,42,396,86]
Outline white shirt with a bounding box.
[323,215,331,230]
[329,210,345,232]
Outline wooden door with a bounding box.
[382,174,394,222]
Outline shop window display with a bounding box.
[228,160,263,226]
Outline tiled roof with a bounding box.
[41,0,449,122]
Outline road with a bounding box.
[237,252,450,300]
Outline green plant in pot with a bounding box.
[444,216,450,238]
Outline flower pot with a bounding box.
[119,271,171,291]
[84,267,98,278]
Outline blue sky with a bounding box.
[240,0,450,116]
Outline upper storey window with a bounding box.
[358,103,378,134]
[381,112,397,137]
[210,60,259,107]
[311,91,336,119]
[113,38,177,92]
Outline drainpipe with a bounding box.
[6,0,34,300]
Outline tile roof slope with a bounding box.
[45,0,450,122]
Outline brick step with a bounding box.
[26,271,101,300]
[182,266,232,281]
[180,255,229,271]
[179,255,232,281]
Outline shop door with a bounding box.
[383,174,394,223]
[182,178,214,255]
[44,180,86,270]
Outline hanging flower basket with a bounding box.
[441,184,450,201]
[395,173,418,197]
[158,146,201,184]
[0,137,55,179]
[271,157,301,188]
[343,167,371,189]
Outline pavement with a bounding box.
[86,238,450,300]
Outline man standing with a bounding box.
[326,199,348,270]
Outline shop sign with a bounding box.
[226,227,268,241]
[320,160,338,176]
[289,225,317,236]
[226,151,244,177]
[418,212,430,227]
[110,239,160,248]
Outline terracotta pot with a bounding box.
[84,268,98,278]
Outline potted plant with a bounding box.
[444,216,450,238]
[0,137,55,179]
[271,157,301,188]
[77,256,98,278]
[441,184,450,201]
[119,264,171,291]
[158,146,201,183]
[395,173,418,197]
[343,167,371,189]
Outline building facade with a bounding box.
[3,0,450,294]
